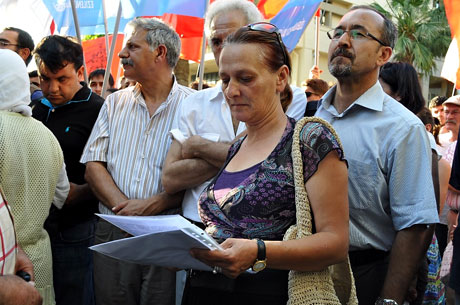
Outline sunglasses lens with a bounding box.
[247,22,288,69]
[306,92,312,97]
[250,23,277,34]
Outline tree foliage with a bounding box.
[82,34,105,41]
[371,0,451,76]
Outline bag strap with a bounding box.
[290,116,345,238]
[288,117,358,305]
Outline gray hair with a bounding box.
[349,5,397,49]
[127,18,181,68]
[204,0,263,39]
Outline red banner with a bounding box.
[82,34,124,84]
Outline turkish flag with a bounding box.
[160,14,205,62]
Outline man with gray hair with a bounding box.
[81,17,194,305]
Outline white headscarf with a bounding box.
[0,49,32,117]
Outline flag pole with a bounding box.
[102,0,122,97]
[102,0,110,56]
[314,8,320,67]
[198,0,210,91]
[70,0,88,83]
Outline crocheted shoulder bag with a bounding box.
[283,116,358,305]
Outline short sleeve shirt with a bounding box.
[316,82,439,251]
[198,117,345,242]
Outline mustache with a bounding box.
[121,58,134,66]
[446,119,457,125]
[331,48,354,60]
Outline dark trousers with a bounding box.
[94,219,175,305]
[350,250,390,305]
[48,218,97,305]
[435,224,448,258]
[182,269,288,305]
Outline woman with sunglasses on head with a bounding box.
[182,23,349,305]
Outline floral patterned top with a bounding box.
[198,117,345,242]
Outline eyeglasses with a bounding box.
[247,22,289,68]
[306,92,317,98]
[0,40,22,48]
[327,28,388,47]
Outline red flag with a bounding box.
[50,20,56,35]
[160,14,205,62]
[444,0,460,88]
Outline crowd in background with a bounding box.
[0,1,459,305]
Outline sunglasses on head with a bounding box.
[246,22,288,68]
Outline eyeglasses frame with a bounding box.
[327,28,388,47]
[0,40,23,49]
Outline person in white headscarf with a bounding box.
[0,49,32,116]
[0,49,69,305]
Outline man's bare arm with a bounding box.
[181,136,231,168]
[379,224,434,304]
[112,191,185,216]
[64,183,97,206]
[162,139,227,194]
[84,161,127,209]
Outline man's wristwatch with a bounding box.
[252,239,267,272]
[375,297,399,305]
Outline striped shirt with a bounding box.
[81,78,195,214]
[0,189,17,275]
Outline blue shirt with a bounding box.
[316,82,439,251]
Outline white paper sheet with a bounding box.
[90,214,222,271]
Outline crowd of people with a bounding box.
[0,0,458,304]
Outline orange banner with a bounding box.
[257,0,289,19]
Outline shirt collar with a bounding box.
[210,82,225,103]
[133,75,179,108]
[41,82,92,110]
[321,81,385,116]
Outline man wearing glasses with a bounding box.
[316,6,438,305]
[0,27,43,102]
[0,27,34,66]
